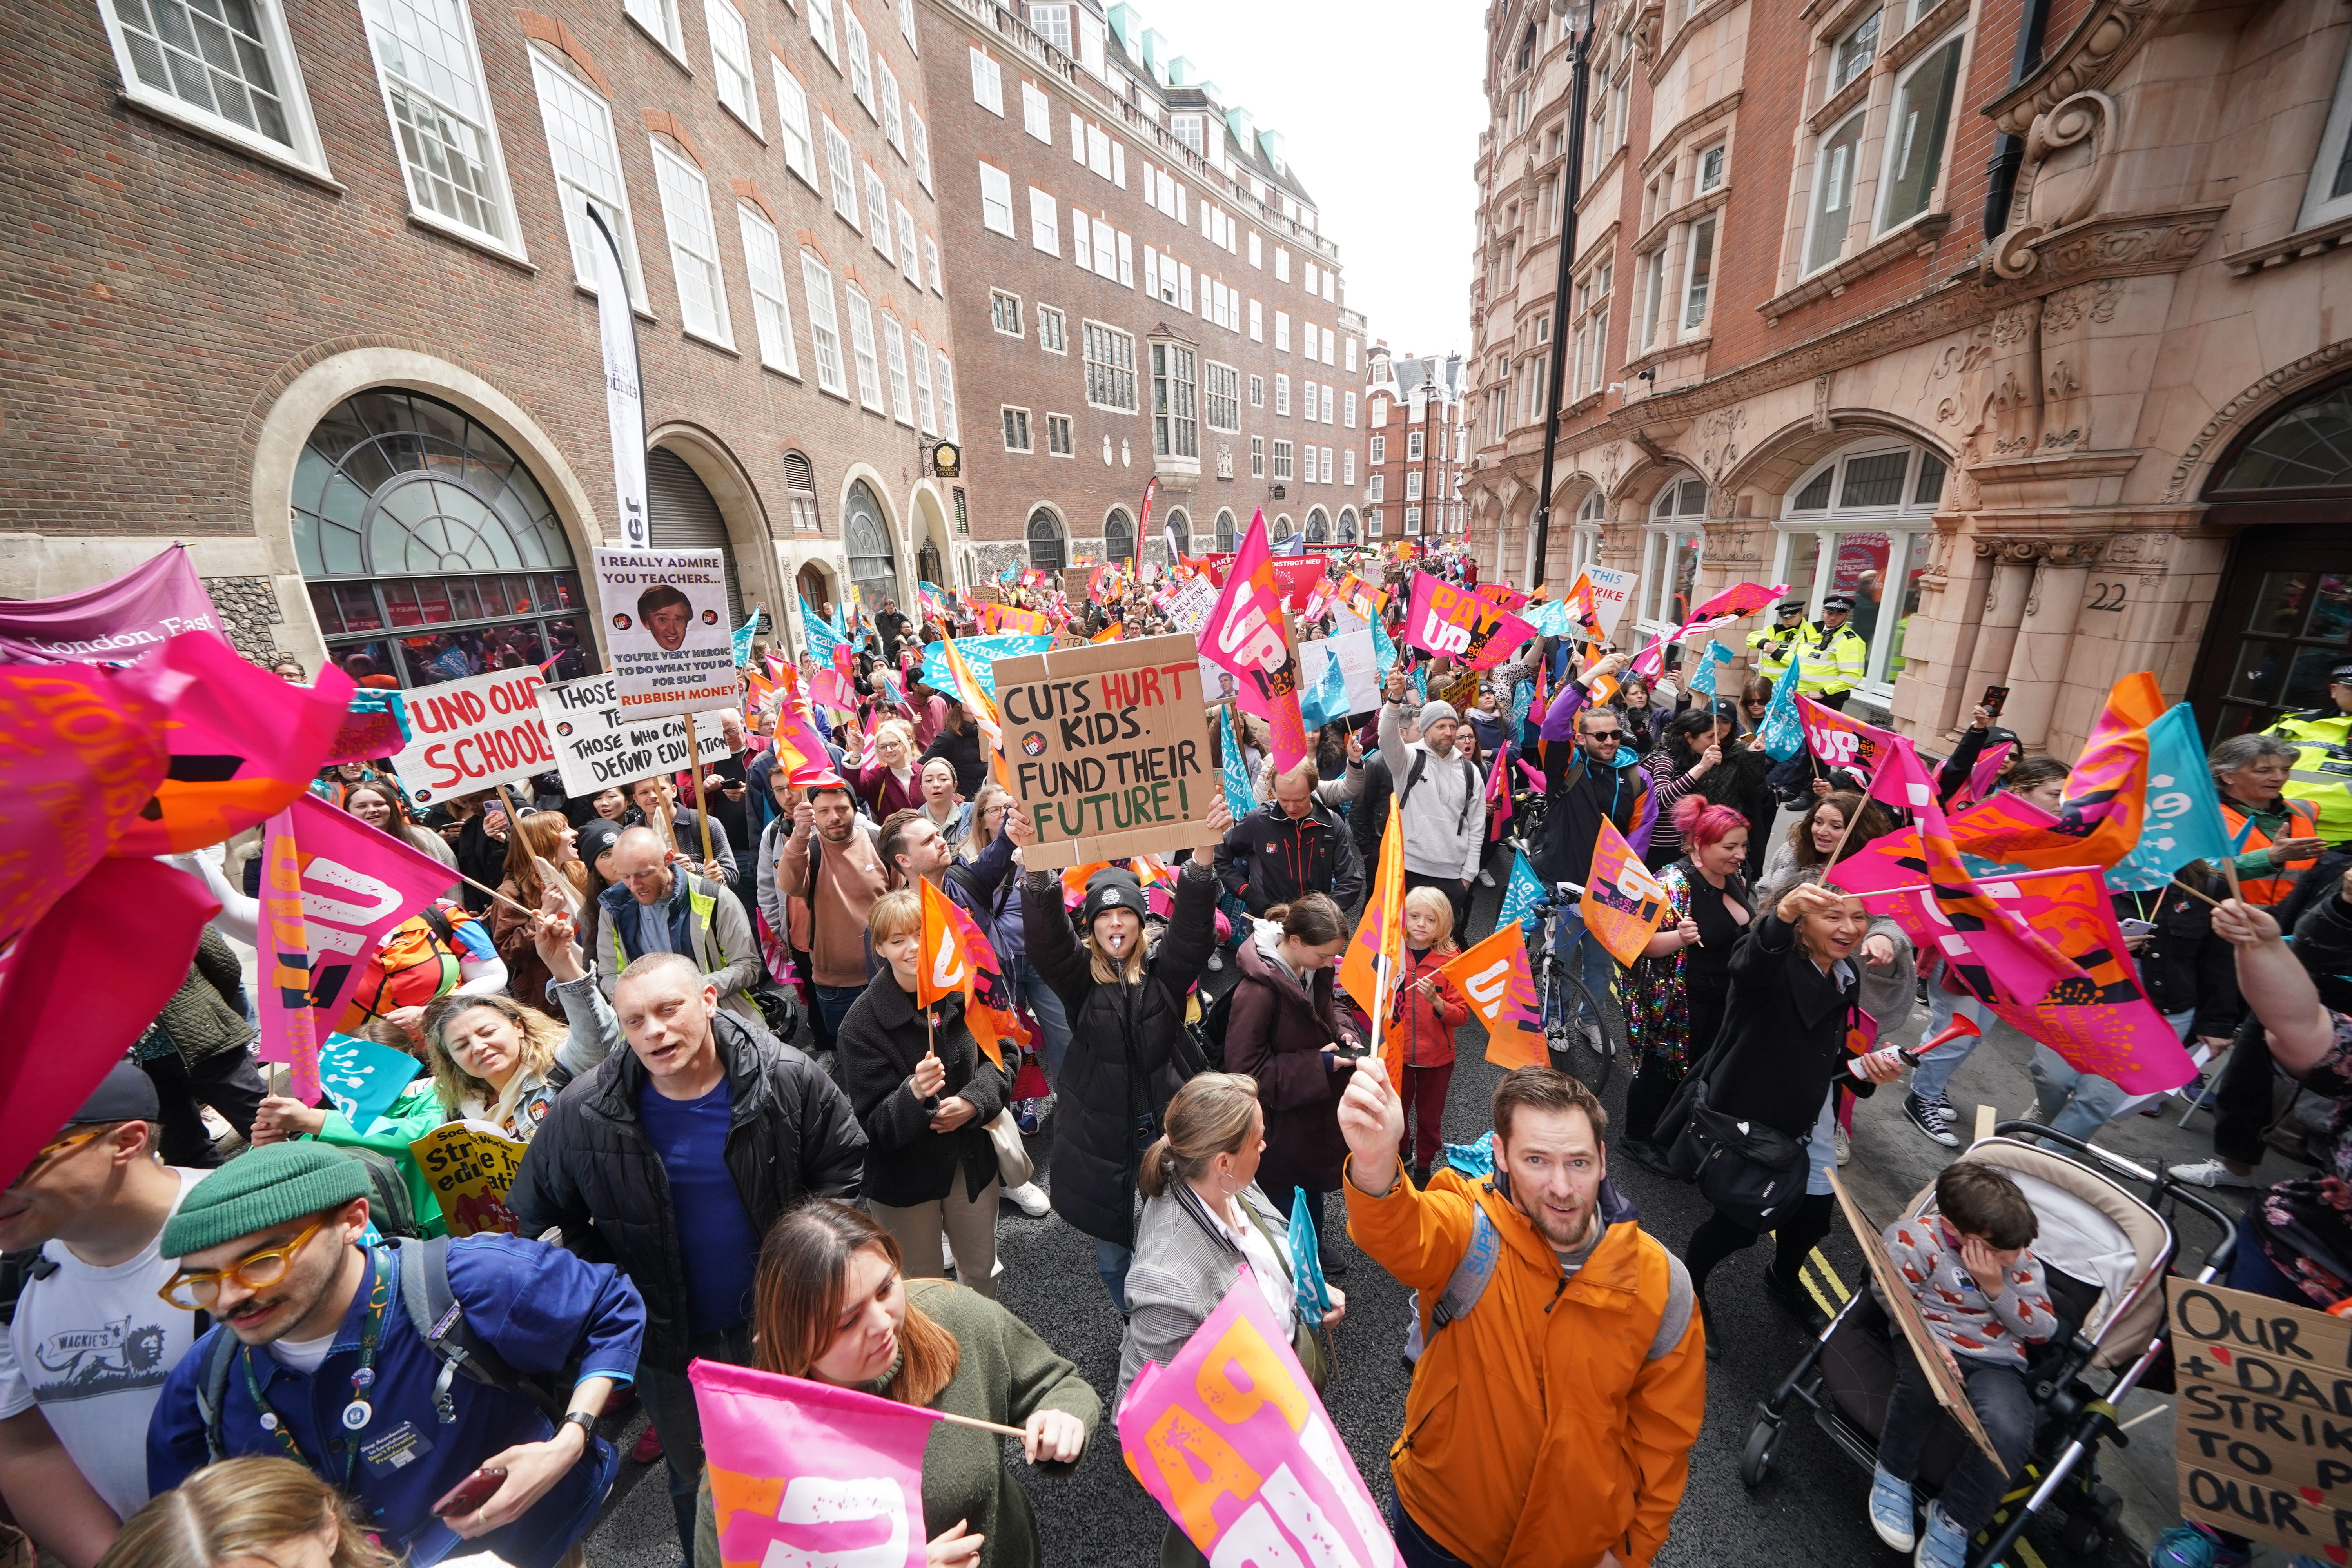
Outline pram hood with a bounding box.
[1904,1137,2172,1370]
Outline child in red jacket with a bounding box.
[1397,886,1469,1186]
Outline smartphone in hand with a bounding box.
[432,1467,508,1519]
[1980,684,2009,720]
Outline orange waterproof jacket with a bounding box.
[1345,1162,1706,1568]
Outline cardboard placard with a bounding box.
[1826,1169,2003,1466]
[592,547,737,718]
[993,632,1213,869]
[1584,564,1638,636]
[408,1120,528,1237]
[536,672,732,795]
[2168,1277,2352,1554]
[384,667,555,807]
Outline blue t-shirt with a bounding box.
[636,1076,760,1337]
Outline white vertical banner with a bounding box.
[587,203,650,553]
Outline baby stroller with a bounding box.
[1738,1120,2236,1567]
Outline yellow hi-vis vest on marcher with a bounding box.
[1797,622,1869,697]
[1747,625,1802,680]
[2265,707,2352,842]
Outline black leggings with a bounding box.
[1623,1056,1685,1145]
[1684,1192,1836,1297]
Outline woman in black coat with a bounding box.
[1674,877,1906,1342]
[838,889,1012,1298]
[1012,800,1230,1312]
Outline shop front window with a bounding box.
[1774,440,1946,699]
[292,388,591,689]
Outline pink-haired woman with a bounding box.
[1621,796,1754,1149]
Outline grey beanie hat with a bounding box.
[1418,700,1460,729]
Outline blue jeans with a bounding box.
[1094,1239,1134,1313]
[637,1319,755,1558]
[1009,954,1073,1089]
[814,983,865,1039]
[1878,1347,2035,1534]
[1910,987,1985,1104]
[1390,1493,1472,1567]
[1548,905,1617,1025]
[2027,1043,2130,1141]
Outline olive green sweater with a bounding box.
[694,1279,1101,1568]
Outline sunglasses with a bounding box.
[10,1125,109,1186]
[157,1217,329,1310]
[1584,728,1621,741]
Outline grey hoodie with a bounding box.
[1378,699,1486,880]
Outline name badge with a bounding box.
[359,1420,435,1478]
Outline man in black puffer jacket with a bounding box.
[510,951,866,1558]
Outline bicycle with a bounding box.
[1505,855,1628,1096]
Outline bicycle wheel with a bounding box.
[1552,967,1622,1096]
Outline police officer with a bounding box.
[1748,599,1808,681]
[2264,661,2352,842]
[1799,593,1871,711]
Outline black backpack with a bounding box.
[191,1236,574,1463]
[1401,750,1481,837]
[1196,985,1236,1071]
[335,1147,421,1241]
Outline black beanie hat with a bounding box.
[1080,867,1146,929]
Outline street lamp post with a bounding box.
[1527,0,1599,591]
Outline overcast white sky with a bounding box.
[1140,0,1486,364]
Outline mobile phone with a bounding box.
[432,1467,508,1519]
[2118,918,2156,939]
[1980,685,2009,719]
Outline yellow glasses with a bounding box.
[9,1127,107,1187]
[157,1218,328,1310]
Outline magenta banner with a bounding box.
[0,663,170,949]
[695,1359,936,1568]
[0,545,225,663]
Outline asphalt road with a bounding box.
[585,875,2148,1568]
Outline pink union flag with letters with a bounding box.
[1403,571,1536,671]
[1199,510,1310,775]
[1118,1261,1402,1566]
[695,1359,937,1568]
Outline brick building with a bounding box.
[2,0,961,683]
[912,0,1366,576]
[1363,346,1469,544]
[1465,0,2352,756]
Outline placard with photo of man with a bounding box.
[592,546,738,718]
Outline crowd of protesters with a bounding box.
[10,543,2352,1568]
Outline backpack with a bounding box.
[191,1235,573,1463]
[1196,984,1235,1070]
[1400,1203,1502,1366]
[1401,750,1480,837]
[343,906,478,1024]
[337,1147,422,1241]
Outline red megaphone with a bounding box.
[1897,1013,1982,1067]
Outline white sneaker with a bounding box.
[1834,1125,1852,1166]
[2168,1158,2257,1189]
[1478,869,1495,887]
[1004,1180,1051,1217]
[1207,948,1225,971]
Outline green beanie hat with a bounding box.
[162,1143,373,1258]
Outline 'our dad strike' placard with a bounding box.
[993,632,1214,870]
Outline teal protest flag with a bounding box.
[1289,1187,1332,1327]
[1300,644,1350,730]
[1220,706,1256,823]
[1499,849,1546,939]
[2110,702,2238,891]
[919,634,1051,702]
[730,607,762,668]
[1372,614,1401,676]
[316,1033,422,1136]
[1757,648,1807,761]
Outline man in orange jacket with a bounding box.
[1338,1062,1705,1567]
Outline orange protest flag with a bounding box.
[1339,811,1408,1089]
[915,876,1028,1070]
[1437,925,1547,1071]
[1581,817,1673,967]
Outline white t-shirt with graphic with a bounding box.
[0,1168,207,1519]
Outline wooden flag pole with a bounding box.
[680,713,718,871]
[456,872,537,919]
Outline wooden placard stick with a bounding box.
[680,713,718,871]
[456,872,537,919]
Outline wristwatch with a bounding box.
[559,1408,597,1444]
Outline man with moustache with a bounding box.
[146,1142,645,1568]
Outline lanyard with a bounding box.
[241,1248,390,1488]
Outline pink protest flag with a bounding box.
[1519,758,1546,794]
[1674,580,1788,641]
[0,543,226,663]
[1200,510,1310,775]
[1118,1264,1401,1566]
[1486,748,1513,841]
[1475,582,1532,615]
[1403,571,1536,671]
[694,1359,938,1568]
[1628,633,1667,682]
[1950,673,2163,871]
[0,662,171,949]
[111,632,358,856]
[0,857,216,1187]
[258,795,470,1053]
[1798,695,1904,790]
[1947,792,2064,863]
[1956,740,2016,810]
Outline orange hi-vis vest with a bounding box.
[2224,797,2321,906]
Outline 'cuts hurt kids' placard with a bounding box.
[384,667,555,805]
[993,632,1213,869]
[537,673,733,796]
[593,547,737,717]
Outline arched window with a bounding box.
[1305,508,1328,544]
[1775,440,1949,701]
[1638,474,1707,639]
[292,388,592,690]
[2215,383,2352,491]
[844,480,898,608]
[1569,488,1606,580]
[1164,508,1190,559]
[1214,509,1237,552]
[1338,508,1357,544]
[1103,507,1134,563]
[1026,507,1066,570]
